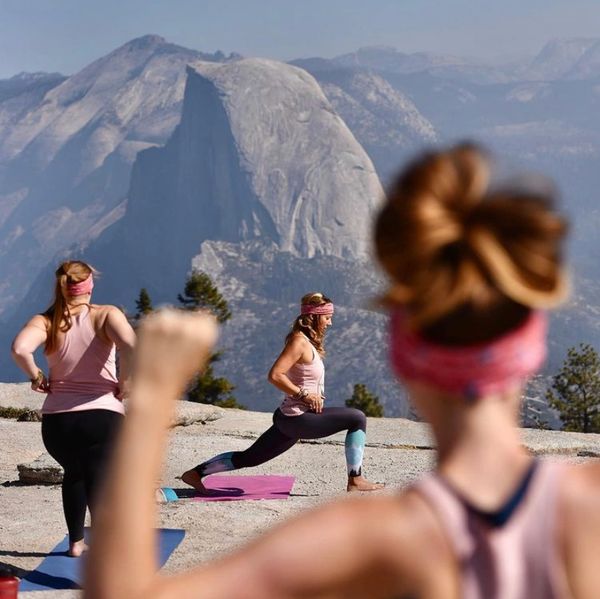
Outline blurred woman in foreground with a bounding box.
[86,145,600,599]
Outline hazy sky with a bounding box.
[1,0,600,78]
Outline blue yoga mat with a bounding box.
[19,528,185,592]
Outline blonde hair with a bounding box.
[375,143,568,343]
[43,260,97,354]
[285,292,332,356]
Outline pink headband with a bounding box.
[390,309,547,399]
[301,302,334,315]
[67,274,94,296]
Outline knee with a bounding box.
[348,408,366,432]
[62,467,83,484]
[230,451,245,468]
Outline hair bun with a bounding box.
[466,192,568,308]
[375,143,568,329]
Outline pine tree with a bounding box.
[178,269,231,323]
[546,343,600,433]
[345,383,384,418]
[186,353,246,410]
[134,288,154,320]
[178,270,243,408]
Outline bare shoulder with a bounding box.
[179,492,457,599]
[309,491,451,570]
[561,461,600,511]
[559,462,600,596]
[559,462,600,548]
[92,304,125,323]
[91,304,122,316]
[563,459,600,490]
[388,489,458,596]
[306,491,454,595]
[89,305,128,340]
[266,496,421,594]
[378,490,453,564]
[287,332,309,348]
[28,314,49,331]
[282,332,310,356]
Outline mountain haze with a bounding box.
[0,35,232,315]
[70,58,382,307]
[523,38,600,80]
[62,58,389,411]
[1,35,600,421]
[290,61,437,182]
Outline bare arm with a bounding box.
[562,463,600,599]
[104,306,136,398]
[267,335,322,411]
[11,315,50,392]
[153,497,420,599]
[86,311,217,599]
[267,335,307,396]
[85,310,419,599]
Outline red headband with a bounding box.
[390,309,547,399]
[301,302,334,315]
[67,274,94,296]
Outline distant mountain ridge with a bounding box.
[333,46,470,73]
[330,45,522,84]
[523,38,600,80]
[0,72,66,104]
[1,35,599,422]
[327,38,600,84]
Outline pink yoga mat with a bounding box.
[192,474,295,502]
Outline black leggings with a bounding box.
[41,410,123,542]
[194,407,367,478]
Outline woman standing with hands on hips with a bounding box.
[11,260,135,557]
[181,292,383,493]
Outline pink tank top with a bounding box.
[280,341,325,417]
[42,307,124,415]
[412,460,572,599]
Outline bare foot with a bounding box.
[347,475,385,493]
[181,470,222,496]
[68,539,88,558]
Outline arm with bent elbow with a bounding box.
[267,335,306,396]
[268,335,323,412]
[104,307,136,399]
[11,316,50,392]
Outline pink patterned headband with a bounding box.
[67,274,94,296]
[301,302,334,316]
[390,309,547,399]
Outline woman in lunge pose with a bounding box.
[12,260,135,557]
[87,144,600,599]
[181,292,383,493]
